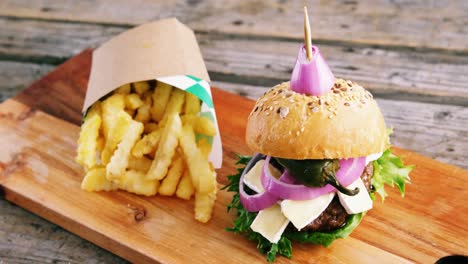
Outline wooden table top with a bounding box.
[0,1,466,263]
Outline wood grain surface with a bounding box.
[0,49,467,263]
[1,17,467,105]
[1,0,466,51]
[0,0,466,262]
[3,48,467,169]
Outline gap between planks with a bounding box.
[0,59,466,169]
[0,0,466,52]
[0,17,467,106]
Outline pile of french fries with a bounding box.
[75,80,218,223]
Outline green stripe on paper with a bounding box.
[186,75,202,82]
[195,112,215,145]
[186,83,213,108]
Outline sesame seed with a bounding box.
[296,131,300,136]
[328,115,333,119]
[269,106,273,111]
[344,102,350,106]
[279,107,289,119]
[312,107,319,112]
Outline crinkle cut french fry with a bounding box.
[159,155,185,196]
[151,82,173,121]
[184,92,201,115]
[132,129,162,158]
[119,170,159,196]
[194,184,217,223]
[135,102,151,123]
[106,120,144,181]
[159,88,185,127]
[182,115,216,137]
[76,114,101,169]
[142,90,153,104]
[86,101,102,119]
[101,111,132,165]
[127,155,152,173]
[81,167,118,191]
[179,124,215,194]
[125,93,144,110]
[197,138,211,159]
[146,113,182,180]
[96,136,105,153]
[176,170,194,200]
[133,81,151,95]
[115,83,131,94]
[181,114,197,127]
[194,116,216,136]
[144,122,158,134]
[101,94,125,139]
[125,109,135,118]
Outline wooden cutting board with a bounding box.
[0,50,466,263]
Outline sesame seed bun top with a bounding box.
[245,79,388,159]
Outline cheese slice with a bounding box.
[250,204,290,243]
[366,152,383,165]
[337,178,373,214]
[243,160,281,193]
[280,192,335,230]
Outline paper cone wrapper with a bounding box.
[83,18,222,168]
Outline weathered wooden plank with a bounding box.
[0,61,53,102]
[0,0,466,51]
[0,17,123,63]
[1,18,467,105]
[213,81,468,169]
[0,86,467,263]
[0,199,127,263]
[203,35,468,106]
[0,58,465,168]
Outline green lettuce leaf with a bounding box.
[371,149,414,201]
[223,155,361,262]
[223,155,292,262]
[224,148,413,261]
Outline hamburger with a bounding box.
[224,79,413,262]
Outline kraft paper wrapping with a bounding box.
[83,18,222,168]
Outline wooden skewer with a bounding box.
[304,5,313,61]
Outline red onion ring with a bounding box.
[239,154,280,212]
[261,156,365,200]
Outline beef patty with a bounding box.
[299,163,373,232]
